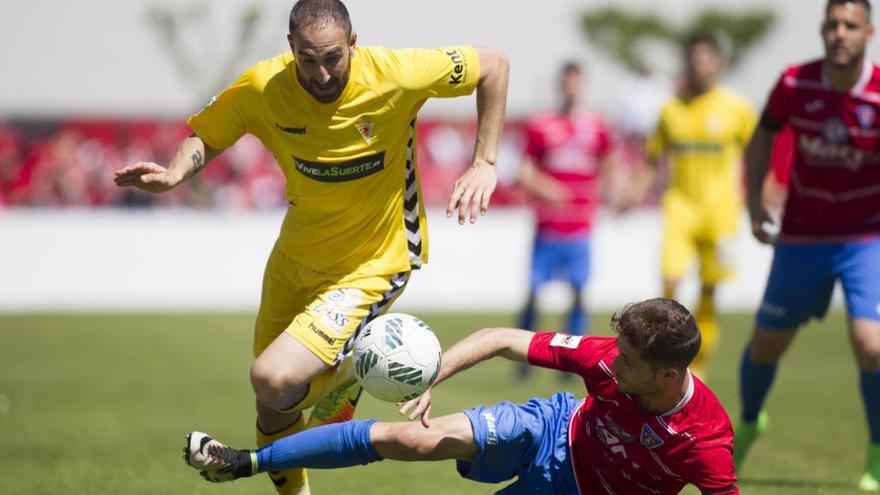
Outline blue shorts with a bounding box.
[757,238,880,329]
[457,392,579,495]
[529,234,591,292]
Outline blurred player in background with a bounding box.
[114,0,509,493]
[626,32,756,378]
[735,1,880,490]
[185,299,738,494]
[514,62,620,379]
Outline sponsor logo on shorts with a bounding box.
[311,289,363,336]
[481,412,498,445]
[308,322,337,345]
[294,152,385,183]
[640,424,664,449]
[759,302,787,318]
[550,334,582,349]
[445,49,467,85]
[275,122,306,134]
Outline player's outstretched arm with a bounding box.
[745,125,779,244]
[400,327,532,427]
[114,134,222,193]
[447,47,509,225]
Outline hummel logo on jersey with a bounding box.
[805,99,825,113]
[275,122,306,134]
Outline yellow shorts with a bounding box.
[254,242,410,366]
[660,193,739,285]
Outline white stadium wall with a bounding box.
[0,208,786,313]
[0,0,856,312]
[4,0,880,118]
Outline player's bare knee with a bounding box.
[250,361,304,407]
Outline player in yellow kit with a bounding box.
[628,32,755,377]
[113,1,509,493]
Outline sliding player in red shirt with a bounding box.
[186,299,737,494]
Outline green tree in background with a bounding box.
[581,7,776,73]
[146,2,268,105]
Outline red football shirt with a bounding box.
[763,59,880,240]
[522,110,611,237]
[528,334,738,495]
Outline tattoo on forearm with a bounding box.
[191,150,204,175]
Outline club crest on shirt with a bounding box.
[640,423,665,449]
[822,116,850,144]
[550,334,582,349]
[856,105,876,128]
[356,116,375,145]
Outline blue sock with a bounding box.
[566,291,588,336]
[860,369,880,444]
[739,345,778,422]
[255,419,382,472]
[519,294,537,331]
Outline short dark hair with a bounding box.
[827,0,872,15]
[561,61,582,76]
[683,31,722,55]
[289,0,352,36]
[611,298,701,370]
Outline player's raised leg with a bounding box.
[185,413,478,482]
[252,332,328,494]
[251,244,410,494]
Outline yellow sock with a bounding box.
[693,292,720,378]
[307,359,363,428]
[257,414,310,495]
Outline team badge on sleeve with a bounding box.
[550,334,582,349]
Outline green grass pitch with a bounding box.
[0,311,867,494]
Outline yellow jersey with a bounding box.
[188,45,480,276]
[646,86,756,209]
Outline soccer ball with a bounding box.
[353,313,442,403]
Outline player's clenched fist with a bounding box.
[114,162,182,193]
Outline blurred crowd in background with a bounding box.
[0,118,664,210]
[0,118,792,210]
